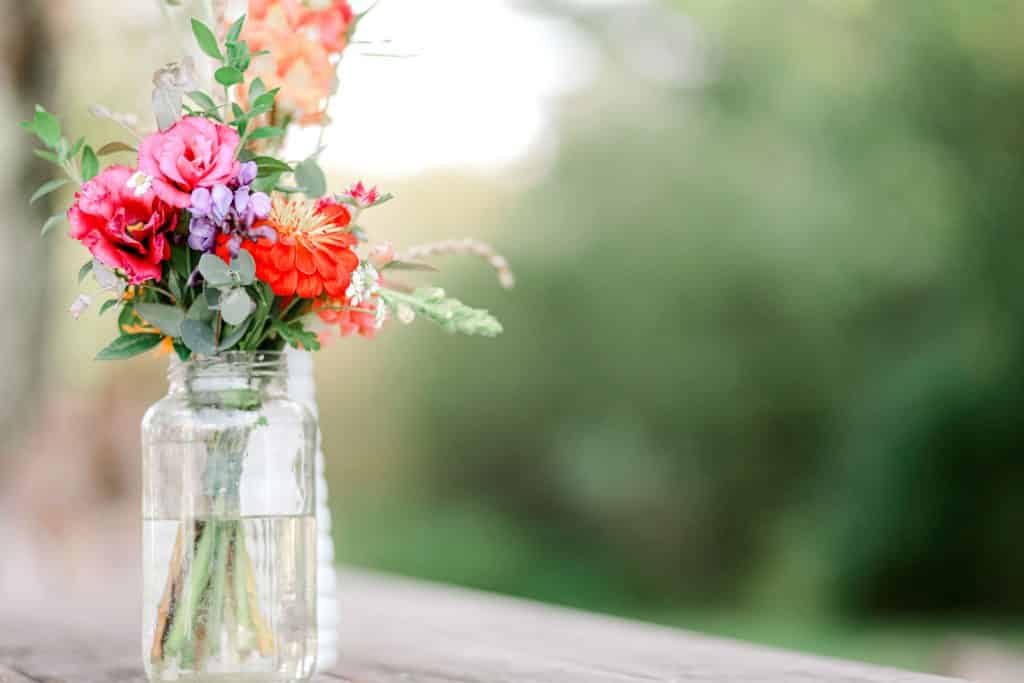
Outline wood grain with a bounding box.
[0,569,965,683]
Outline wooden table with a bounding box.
[0,569,965,683]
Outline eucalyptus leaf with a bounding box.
[294,159,327,197]
[218,317,253,351]
[30,178,70,205]
[219,288,255,326]
[198,253,234,287]
[96,333,163,361]
[134,303,185,338]
[231,250,256,285]
[181,319,218,356]
[186,293,214,322]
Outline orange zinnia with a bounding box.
[229,196,359,299]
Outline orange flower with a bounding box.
[227,196,359,299]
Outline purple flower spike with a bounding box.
[250,192,272,218]
[238,161,258,186]
[190,188,212,216]
[234,186,250,214]
[185,163,277,279]
[211,184,233,222]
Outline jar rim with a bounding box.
[168,351,289,384]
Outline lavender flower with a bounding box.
[187,161,275,256]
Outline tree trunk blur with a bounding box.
[0,1,54,470]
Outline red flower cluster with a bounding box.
[68,165,175,284]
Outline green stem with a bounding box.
[163,521,218,658]
[205,520,234,658]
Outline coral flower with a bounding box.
[68,165,175,284]
[316,299,383,339]
[241,3,337,125]
[228,196,359,299]
[298,1,355,54]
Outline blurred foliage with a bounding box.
[379,0,1024,620]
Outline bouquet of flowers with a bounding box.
[23,5,510,362]
[21,2,510,675]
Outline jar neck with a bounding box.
[168,352,289,404]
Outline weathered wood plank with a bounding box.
[0,569,965,683]
[328,570,965,683]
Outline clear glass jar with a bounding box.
[142,352,318,683]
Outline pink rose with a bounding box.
[68,166,175,284]
[138,117,241,208]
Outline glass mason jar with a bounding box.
[142,352,318,682]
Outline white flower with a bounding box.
[345,262,381,306]
[396,303,416,325]
[69,294,92,320]
[126,171,153,197]
[93,260,127,298]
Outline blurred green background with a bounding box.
[3,0,1024,678]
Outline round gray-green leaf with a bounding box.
[220,288,255,326]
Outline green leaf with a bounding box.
[134,303,185,337]
[252,89,279,110]
[68,137,86,159]
[251,172,281,194]
[96,333,163,360]
[249,77,267,100]
[226,13,246,43]
[173,340,191,362]
[29,107,61,148]
[181,319,218,356]
[171,245,192,280]
[33,149,61,166]
[187,90,219,111]
[81,145,99,182]
[191,18,223,61]
[96,141,136,156]
[198,253,235,287]
[77,260,94,284]
[219,288,254,326]
[231,250,256,285]
[186,291,215,322]
[248,126,284,141]
[98,299,120,317]
[30,178,70,205]
[382,260,439,273]
[118,301,137,330]
[215,66,244,87]
[294,158,326,197]
[272,319,321,351]
[40,213,65,237]
[218,317,252,351]
[254,156,293,176]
